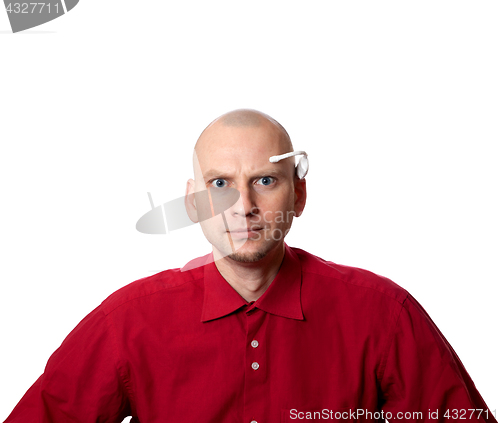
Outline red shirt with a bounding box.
[4,244,495,423]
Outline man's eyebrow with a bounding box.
[201,169,287,181]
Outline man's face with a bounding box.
[190,121,303,262]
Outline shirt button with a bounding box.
[251,340,259,348]
[251,362,260,370]
[250,421,258,423]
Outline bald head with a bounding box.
[195,109,293,153]
[218,109,267,127]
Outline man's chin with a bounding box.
[227,250,268,263]
[226,237,283,263]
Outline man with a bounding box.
[4,109,496,422]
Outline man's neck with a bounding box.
[213,243,286,302]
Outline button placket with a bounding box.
[243,308,268,423]
[246,315,266,382]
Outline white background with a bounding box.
[0,1,498,420]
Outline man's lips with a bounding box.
[227,227,263,238]
[229,228,263,233]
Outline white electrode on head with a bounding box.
[269,151,309,179]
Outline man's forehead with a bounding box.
[194,149,291,179]
[199,140,282,161]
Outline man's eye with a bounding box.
[256,176,275,186]
[211,179,228,188]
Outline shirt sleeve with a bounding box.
[379,294,496,423]
[3,305,131,423]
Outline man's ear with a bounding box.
[185,179,199,223]
[294,177,307,218]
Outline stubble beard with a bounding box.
[227,249,268,263]
[226,237,276,263]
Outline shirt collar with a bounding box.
[201,243,304,322]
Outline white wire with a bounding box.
[269,150,307,163]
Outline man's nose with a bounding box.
[230,186,258,217]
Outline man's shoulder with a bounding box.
[100,254,209,315]
[292,246,408,305]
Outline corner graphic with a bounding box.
[3,0,78,33]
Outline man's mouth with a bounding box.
[227,227,263,239]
